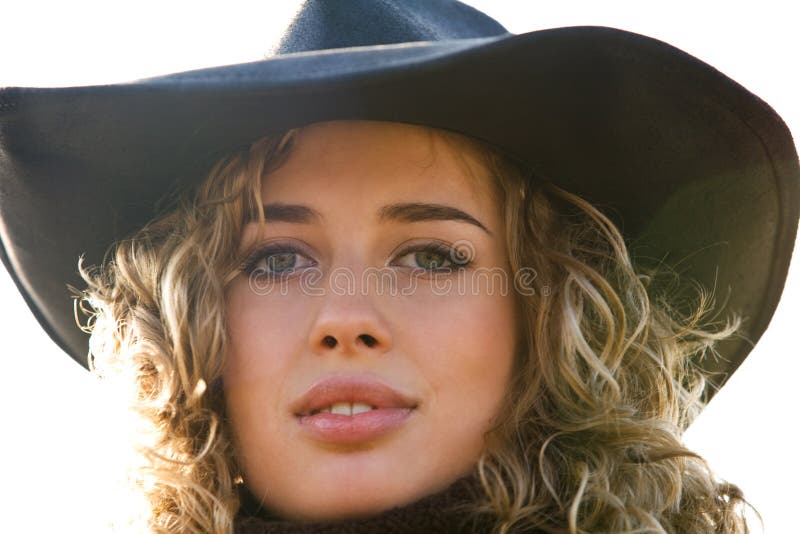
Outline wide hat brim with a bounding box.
[1,26,798,403]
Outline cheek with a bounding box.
[224,282,307,377]
[452,295,515,392]
[407,286,517,424]
[222,282,310,440]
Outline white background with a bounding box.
[1,1,797,532]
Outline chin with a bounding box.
[278,460,427,522]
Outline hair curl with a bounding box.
[77,122,754,533]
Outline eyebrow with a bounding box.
[259,202,492,235]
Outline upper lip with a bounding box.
[291,374,419,416]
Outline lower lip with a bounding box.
[296,408,414,445]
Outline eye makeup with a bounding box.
[239,239,474,278]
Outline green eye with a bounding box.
[414,250,448,270]
[265,252,297,274]
[395,243,472,272]
[241,243,314,276]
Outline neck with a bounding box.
[234,472,494,533]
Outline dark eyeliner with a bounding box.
[240,242,310,275]
[394,241,473,272]
[240,241,472,276]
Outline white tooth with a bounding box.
[320,407,331,414]
[330,402,352,415]
[351,402,373,415]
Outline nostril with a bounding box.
[359,334,377,348]
[323,335,337,348]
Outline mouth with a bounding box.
[302,402,385,417]
[292,374,419,444]
[291,374,419,417]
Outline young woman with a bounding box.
[1,1,797,533]
[78,117,754,532]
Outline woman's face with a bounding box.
[223,120,517,521]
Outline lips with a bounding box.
[292,374,419,445]
[291,374,419,417]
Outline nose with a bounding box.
[307,289,393,357]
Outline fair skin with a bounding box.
[223,120,517,522]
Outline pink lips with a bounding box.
[292,374,418,445]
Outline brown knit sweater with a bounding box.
[233,473,498,533]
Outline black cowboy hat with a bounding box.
[0,0,797,404]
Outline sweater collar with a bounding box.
[233,472,492,533]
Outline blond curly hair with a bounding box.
[76,122,754,533]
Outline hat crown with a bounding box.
[270,0,508,56]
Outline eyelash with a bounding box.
[239,241,473,277]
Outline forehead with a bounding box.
[260,120,497,209]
